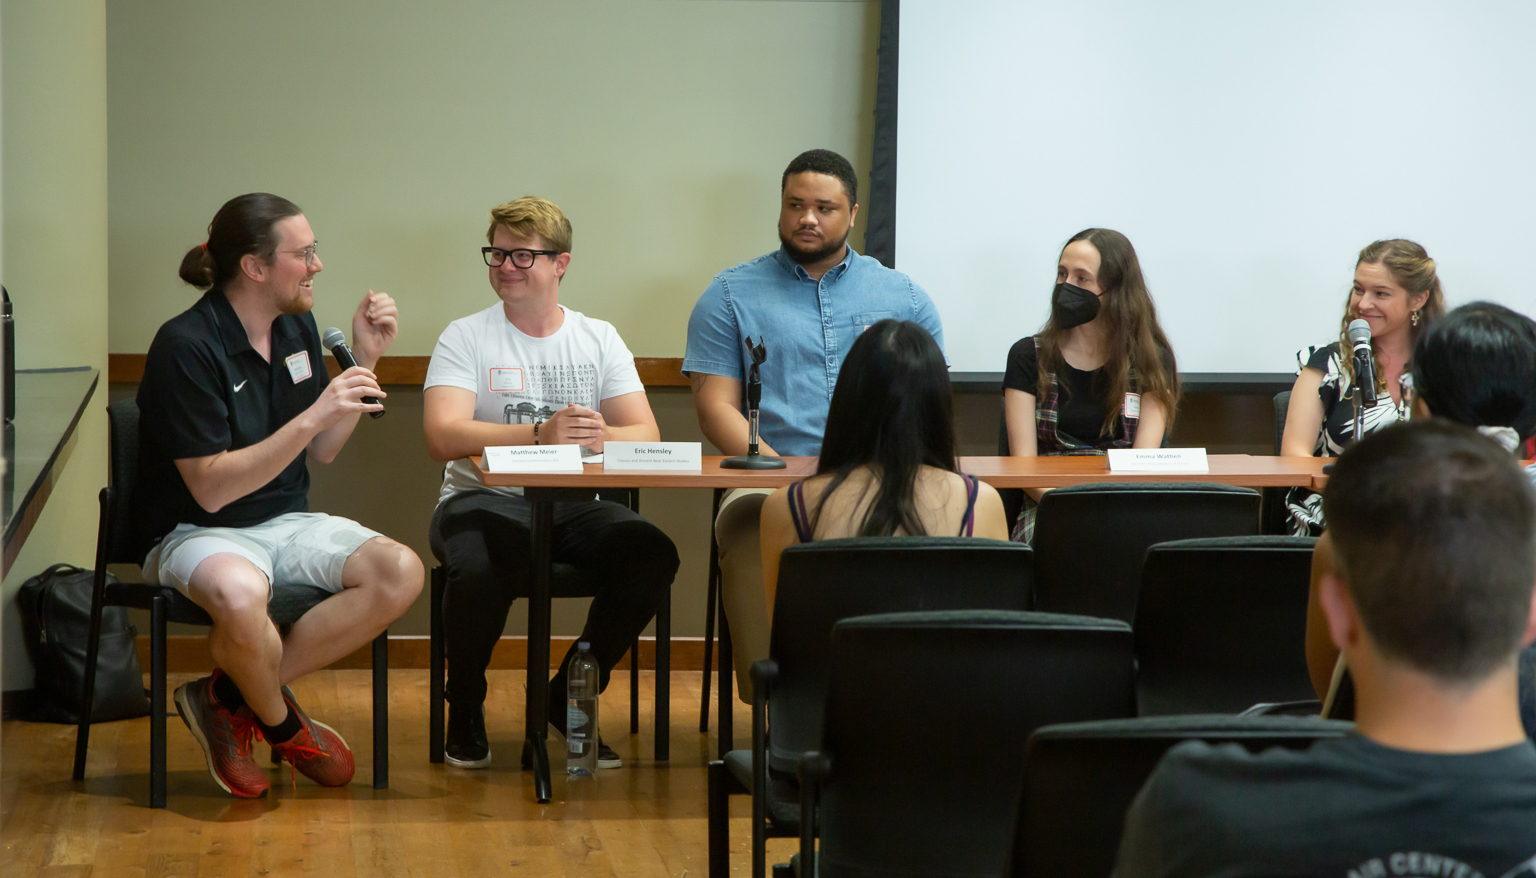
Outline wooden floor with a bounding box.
[0,670,784,877]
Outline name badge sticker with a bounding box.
[285,351,312,384]
[1123,392,1141,420]
[1107,447,1208,473]
[489,367,524,392]
[603,442,703,472]
[483,444,585,474]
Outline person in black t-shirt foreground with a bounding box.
[1001,228,1179,541]
[136,193,424,798]
[1114,419,1536,877]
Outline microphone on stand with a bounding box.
[322,327,385,419]
[722,336,786,470]
[1347,318,1378,408]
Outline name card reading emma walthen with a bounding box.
[1106,447,1209,473]
[603,442,703,472]
[484,444,586,474]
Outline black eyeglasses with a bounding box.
[482,247,561,269]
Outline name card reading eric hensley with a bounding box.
[1106,447,1209,473]
[484,444,585,474]
[603,442,703,472]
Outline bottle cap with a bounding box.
[578,641,590,651]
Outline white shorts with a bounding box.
[142,512,382,597]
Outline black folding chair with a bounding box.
[427,486,672,764]
[1263,389,1294,533]
[1032,482,1261,623]
[795,610,1137,878]
[73,398,389,808]
[707,536,1033,878]
[1134,536,1318,715]
[1012,715,1351,878]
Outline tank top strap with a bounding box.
[958,474,980,537]
[787,481,815,543]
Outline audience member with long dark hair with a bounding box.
[1002,228,1179,541]
[1280,238,1445,534]
[755,320,1007,631]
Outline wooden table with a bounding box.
[474,452,1332,800]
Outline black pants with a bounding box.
[429,490,679,715]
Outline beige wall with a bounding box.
[2,0,110,690]
[107,0,880,356]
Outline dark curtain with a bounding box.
[865,0,899,268]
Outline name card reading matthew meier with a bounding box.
[603,442,703,472]
[484,444,586,474]
[1106,447,1209,473]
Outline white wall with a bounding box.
[898,0,1536,373]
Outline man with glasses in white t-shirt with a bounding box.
[423,196,678,770]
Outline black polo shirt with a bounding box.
[134,288,326,557]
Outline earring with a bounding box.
[1411,310,1421,327]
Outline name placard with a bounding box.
[1106,447,1209,473]
[603,441,703,472]
[484,444,586,474]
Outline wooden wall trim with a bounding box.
[109,353,687,387]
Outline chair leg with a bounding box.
[630,636,641,735]
[654,579,671,762]
[429,567,446,764]
[717,583,734,760]
[700,487,723,733]
[372,629,388,789]
[708,759,731,878]
[150,594,168,809]
[74,489,116,781]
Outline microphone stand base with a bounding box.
[720,453,787,470]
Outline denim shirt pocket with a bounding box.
[852,311,900,334]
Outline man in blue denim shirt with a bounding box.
[682,149,944,699]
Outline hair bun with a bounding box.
[177,244,216,289]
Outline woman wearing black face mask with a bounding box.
[1001,228,1180,541]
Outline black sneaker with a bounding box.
[445,703,491,769]
[596,738,622,770]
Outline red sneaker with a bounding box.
[270,687,355,787]
[173,672,270,798]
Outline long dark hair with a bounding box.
[1413,302,1536,440]
[1036,228,1180,435]
[811,320,958,537]
[178,192,303,290]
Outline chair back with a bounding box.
[814,610,1136,878]
[1032,482,1260,623]
[1273,390,1291,455]
[100,398,143,567]
[1134,536,1318,715]
[767,537,1032,773]
[1012,715,1350,878]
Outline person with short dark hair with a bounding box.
[759,320,1007,602]
[423,196,678,770]
[1304,301,1536,717]
[138,193,425,798]
[683,149,945,700]
[1114,420,1536,876]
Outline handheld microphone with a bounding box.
[1346,318,1377,408]
[322,327,385,419]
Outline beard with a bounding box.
[779,226,849,265]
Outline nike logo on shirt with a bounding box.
[233,380,248,392]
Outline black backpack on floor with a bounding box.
[16,563,150,723]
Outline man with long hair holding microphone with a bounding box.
[136,193,424,798]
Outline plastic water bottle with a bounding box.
[566,642,599,777]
